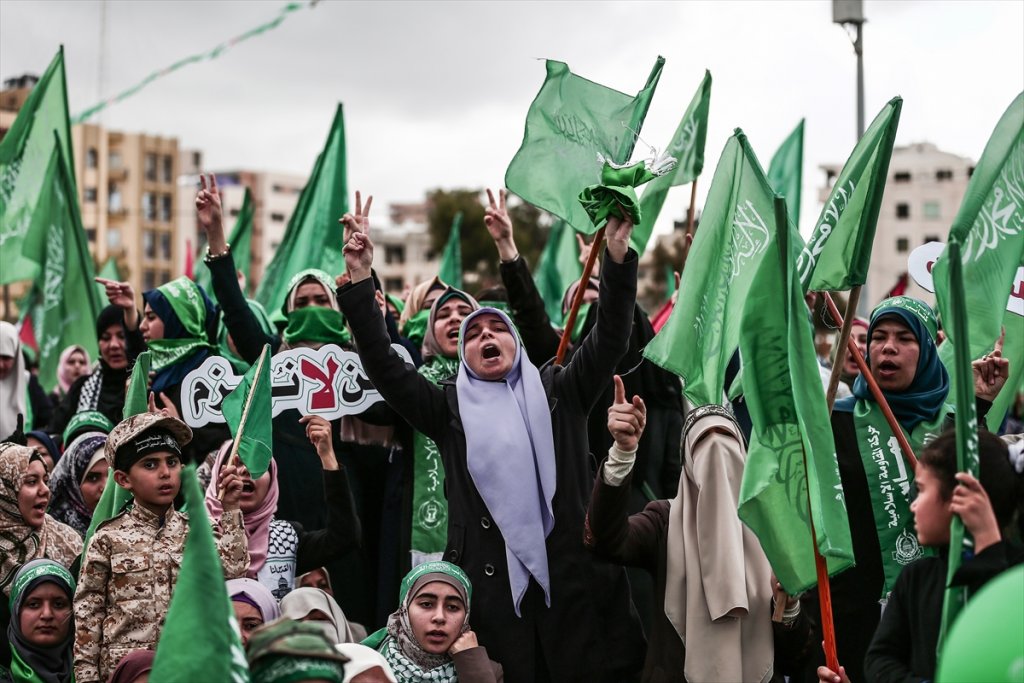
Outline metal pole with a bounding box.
[855,22,865,138]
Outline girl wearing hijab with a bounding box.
[204,418,361,601]
[24,433,60,474]
[227,578,281,646]
[363,561,501,683]
[46,300,139,438]
[2,560,76,683]
[48,346,90,409]
[399,277,446,357]
[0,444,81,668]
[281,587,364,644]
[46,432,108,537]
[803,296,1009,682]
[339,202,645,682]
[1,322,30,440]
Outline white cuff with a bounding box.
[601,444,637,487]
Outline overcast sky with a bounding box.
[2,0,1022,240]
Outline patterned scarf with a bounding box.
[46,432,107,537]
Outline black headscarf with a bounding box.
[6,559,76,683]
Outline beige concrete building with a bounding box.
[818,141,973,308]
[373,202,444,298]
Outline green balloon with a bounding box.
[937,565,1024,682]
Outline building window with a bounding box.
[935,169,953,181]
[143,269,157,291]
[145,153,157,181]
[107,228,121,249]
[162,155,173,183]
[86,148,98,168]
[229,208,240,217]
[924,234,940,244]
[385,245,406,265]
[109,152,122,169]
[896,203,910,219]
[384,277,403,292]
[160,194,172,222]
[144,230,156,259]
[160,232,171,260]
[161,270,172,285]
[270,212,286,223]
[86,228,97,242]
[142,192,155,221]
[192,151,201,168]
[923,201,940,219]
[108,185,123,213]
[84,187,98,203]
[896,237,909,253]
[893,171,912,183]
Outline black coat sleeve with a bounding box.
[207,250,281,362]
[27,375,52,430]
[499,255,561,364]
[338,278,449,444]
[46,374,86,435]
[294,468,363,575]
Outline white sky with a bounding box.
[2,0,1022,240]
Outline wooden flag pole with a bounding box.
[218,347,267,500]
[678,179,700,274]
[555,226,605,366]
[824,285,862,410]
[801,443,841,673]
[822,291,919,471]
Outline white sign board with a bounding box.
[908,241,1023,316]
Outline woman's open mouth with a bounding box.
[482,343,500,360]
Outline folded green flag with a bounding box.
[933,92,1024,428]
[0,48,76,285]
[256,104,347,312]
[123,351,153,419]
[767,119,804,228]
[438,212,463,289]
[738,196,855,595]
[150,465,250,683]
[578,158,668,227]
[221,344,273,479]
[196,187,254,297]
[643,130,779,406]
[631,70,712,254]
[505,58,664,235]
[798,98,902,291]
[534,219,582,323]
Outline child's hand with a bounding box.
[300,415,339,470]
[951,472,1001,552]
[219,463,245,511]
[816,664,851,683]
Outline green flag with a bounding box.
[255,104,347,312]
[0,47,76,285]
[798,97,902,291]
[123,351,153,419]
[631,70,712,254]
[738,196,854,594]
[936,238,980,652]
[437,212,463,289]
[150,465,250,683]
[94,258,122,303]
[534,219,582,323]
[767,119,804,228]
[20,142,101,394]
[196,187,255,297]
[933,92,1024,428]
[221,344,273,479]
[505,58,664,235]
[642,130,779,406]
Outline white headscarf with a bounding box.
[280,587,359,644]
[0,322,28,439]
[336,643,397,683]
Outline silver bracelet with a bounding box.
[204,242,231,262]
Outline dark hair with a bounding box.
[918,428,1017,528]
[474,285,508,303]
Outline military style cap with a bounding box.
[105,412,193,471]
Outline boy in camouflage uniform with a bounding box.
[73,412,249,682]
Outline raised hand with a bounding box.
[607,374,646,452]
[448,631,479,656]
[951,472,1001,552]
[339,190,373,243]
[484,188,518,261]
[973,328,1009,402]
[195,174,226,253]
[300,415,339,470]
[604,212,634,264]
[341,191,374,283]
[218,460,245,511]
[96,277,139,329]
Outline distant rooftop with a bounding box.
[2,74,39,91]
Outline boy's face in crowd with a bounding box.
[98,324,128,370]
[869,318,920,392]
[232,600,263,647]
[408,581,466,655]
[433,299,474,358]
[0,353,15,380]
[293,282,332,309]
[911,463,952,546]
[140,304,165,343]
[80,457,109,513]
[114,451,181,514]
[17,459,50,528]
[462,313,517,381]
[19,582,72,647]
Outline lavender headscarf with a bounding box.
[227,577,281,623]
[456,308,556,616]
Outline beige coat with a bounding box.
[664,413,775,683]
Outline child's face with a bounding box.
[115,451,181,512]
[911,463,952,546]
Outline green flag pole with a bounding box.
[555,55,665,366]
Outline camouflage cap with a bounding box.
[105,412,193,468]
[246,618,349,667]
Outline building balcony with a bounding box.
[108,166,128,181]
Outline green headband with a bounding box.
[871,296,938,340]
[10,561,75,609]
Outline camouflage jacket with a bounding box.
[72,503,248,683]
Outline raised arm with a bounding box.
[196,173,279,361]
[338,194,449,442]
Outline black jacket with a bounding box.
[340,250,646,683]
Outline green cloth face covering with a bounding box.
[283,306,351,346]
[401,309,430,349]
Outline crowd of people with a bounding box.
[0,176,1020,683]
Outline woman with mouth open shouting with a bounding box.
[338,192,645,683]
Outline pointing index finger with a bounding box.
[993,327,1005,355]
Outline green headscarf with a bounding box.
[282,269,339,316]
[143,276,216,378]
[401,309,430,350]
[7,559,76,683]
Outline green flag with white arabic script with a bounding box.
[642,130,779,406]
[534,219,583,323]
[737,196,854,595]
[505,58,664,235]
[0,47,76,285]
[631,70,712,254]
[767,119,804,229]
[798,98,902,291]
